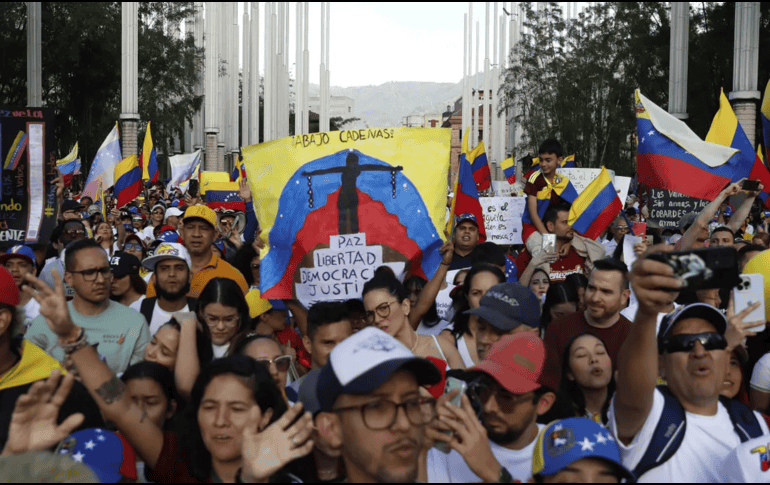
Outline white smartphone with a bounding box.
[435,377,467,454]
[732,274,766,333]
[542,234,557,256]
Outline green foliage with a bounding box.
[500,2,770,177]
[0,2,202,180]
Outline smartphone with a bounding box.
[646,247,739,291]
[733,274,766,333]
[633,222,647,237]
[542,234,557,256]
[435,377,467,453]
[188,179,199,198]
[645,234,654,246]
[742,180,760,191]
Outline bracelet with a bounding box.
[59,328,89,355]
[440,261,451,266]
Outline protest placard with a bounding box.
[243,127,449,301]
[560,168,616,195]
[648,187,709,229]
[0,108,58,248]
[480,197,527,245]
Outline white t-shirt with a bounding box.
[426,424,544,483]
[129,298,189,336]
[718,434,770,482]
[21,298,41,329]
[620,303,679,335]
[608,388,770,482]
[750,352,770,392]
[416,318,451,336]
[213,342,230,358]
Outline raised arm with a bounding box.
[614,252,682,444]
[114,208,127,248]
[22,272,165,469]
[726,183,763,234]
[679,180,742,250]
[173,312,203,402]
[284,299,308,339]
[519,250,557,287]
[409,233,452,330]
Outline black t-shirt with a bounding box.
[450,251,473,270]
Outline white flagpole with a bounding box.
[473,21,479,150]
[483,2,490,158]
[249,2,259,145]
[295,2,302,135]
[462,13,468,143]
[303,2,309,134]
[242,6,250,148]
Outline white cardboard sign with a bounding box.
[480,197,527,245]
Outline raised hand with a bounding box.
[629,249,682,316]
[1,369,84,455]
[241,402,314,482]
[22,271,79,341]
[239,179,252,203]
[725,295,763,351]
[441,229,454,265]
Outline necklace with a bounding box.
[410,333,420,353]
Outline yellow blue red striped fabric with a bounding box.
[467,140,491,191]
[501,156,516,184]
[567,167,622,240]
[141,122,158,183]
[4,131,28,170]
[113,154,142,209]
[762,79,770,163]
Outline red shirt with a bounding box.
[524,171,564,205]
[541,311,631,390]
[515,246,586,283]
[276,326,312,370]
[145,432,209,483]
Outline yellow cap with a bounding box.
[246,288,273,319]
[182,205,217,228]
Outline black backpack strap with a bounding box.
[720,395,764,442]
[632,386,687,479]
[140,297,157,326]
[186,297,198,312]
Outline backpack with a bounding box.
[633,385,765,478]
[139,297,198,327]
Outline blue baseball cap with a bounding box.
[268,299,289,311]
[317,327,441,412]
[532,418,634,481]
[0,245,37,267]
[657,303,727,353]
[763,211,770,218]
[464,282,541,331]
[723,206,733,217]
[455,213,478,227]
[55,428,137,483]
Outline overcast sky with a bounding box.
[201,2,531,88]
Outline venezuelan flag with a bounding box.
[141,121,159,183]
[706,89,770,208]
[114,154,143,209]
[56,143,80,186]
[96,186,106,218]
[568,167,622,240]
[762,79,770,165]
[205,181,246,212]
[562,154,576,168]
[4,131,28,171]
[521,171,579,225]
[230,164,240,182]
[468,140,491,192]
[447,145,487,242]
[501,156,516,184]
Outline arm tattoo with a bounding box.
[95,376,126,405]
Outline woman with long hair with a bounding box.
[557,333,615,424]
[197,277,252,358]
[231,333,295,404]
[540,282,580,334]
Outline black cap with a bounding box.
[61,200,84,213]
[109,252,141,278]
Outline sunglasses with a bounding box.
[123,243,143,252]
[660,332,727,354]
[255,355,292,373]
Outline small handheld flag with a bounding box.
[468,141,491,192]
[4,131,28,171]
[113,154,143,209]
[501,156,516,184]
[568,167,622,240]
[141,121,159,183]
[56,143,80,186]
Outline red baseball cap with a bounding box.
[0,267,20,306]
[469,333,545,394]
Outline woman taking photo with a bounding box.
[362,272,465,369]
[20,271,314,483]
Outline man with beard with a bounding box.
[132,242,197,335]
[26,239,149,375]
[450,214,481,270]
[541,258,631,390]
[425,333,556,482]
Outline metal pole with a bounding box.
[204,2,220,170]
[27,2,42,106]
[242,7,250,147]
[484,3,490,158]
[249,2,259,145]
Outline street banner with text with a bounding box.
[243,128,450,302]
[480,197,527,245]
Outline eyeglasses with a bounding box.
[364,300,399,324]
[69,266,112,282]
[204,313,240,329]
[660,332,727,354]
[152,210,164,215]
[64,229,86,237]
[613,225,629,232]
[468,376,534,414]
[254,355,292,373]
[123,243,143,252]
[332,397,436,431]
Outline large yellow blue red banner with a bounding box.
[242,128,450,301]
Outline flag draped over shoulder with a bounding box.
[141,121,159,183]
[56,143,80,186]
[501,156,516,184]
[521,171,579,225]
[568,167,622,240]
[706,89,770,208]
[468,140,491,191]
[113,154,142,209]
[242,128,450,301]
[762,79,770,164]
[635,89,741,201]
[83,123,122,199]
[448,142,487,243]
[4,131,28,171]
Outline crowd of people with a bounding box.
[1,138,770,482]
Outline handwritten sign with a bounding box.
[480,197,527,245]
[435,269,463,320]
[559,168,616,195]
[295,232,405,307]
[0,107,57,248]
[648,187,709,229]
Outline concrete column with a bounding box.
[121,2,140,158]
[249,2,259,145]
[668,2,689,119]
[242,8,250,147]
[184,13,194,152]
[730,2,760,146]
[204,2,220,170]
[218,3,228,153]
[193,2,204,150]
[231,3,239,150]
[27,2,42,106]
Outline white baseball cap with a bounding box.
[165,207,183,220]
[141,242,191,271]
[316,327,441,412]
